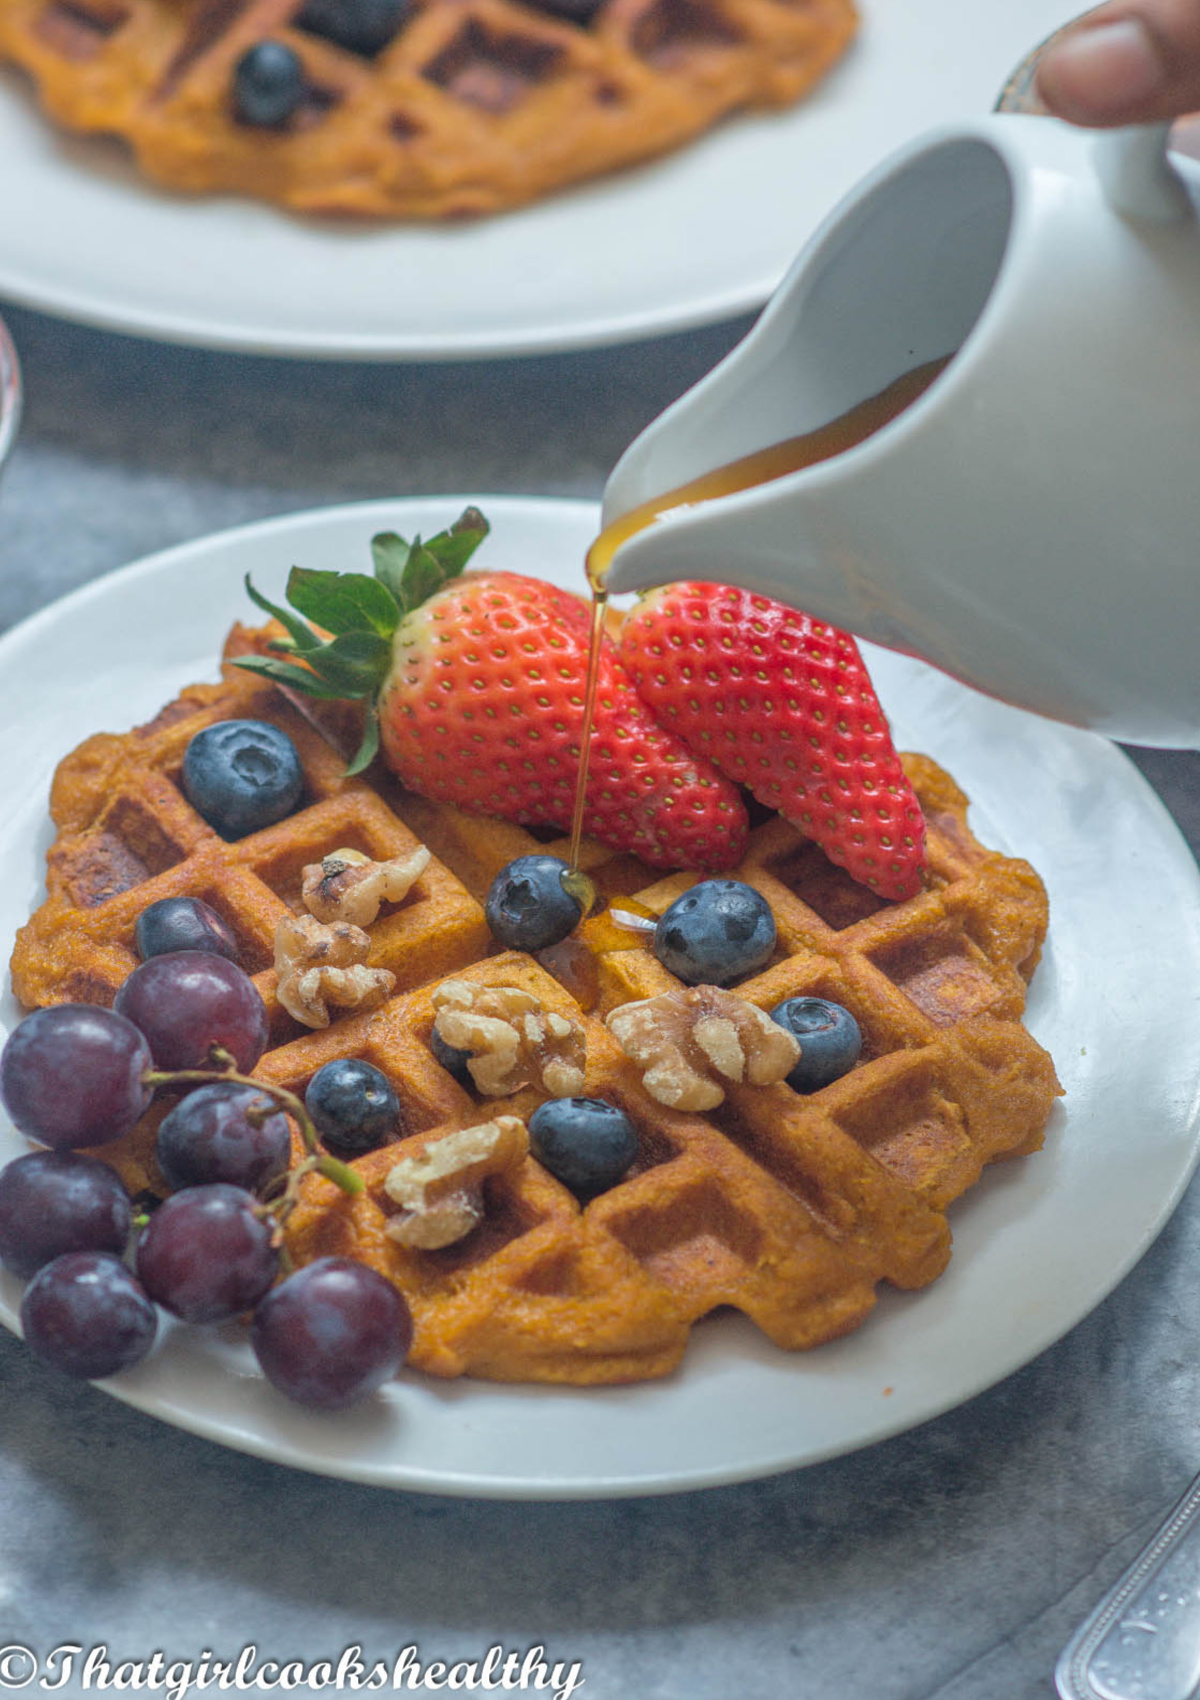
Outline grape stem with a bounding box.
[141,1049,365,1229]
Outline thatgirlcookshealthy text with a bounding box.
[0,1642,585,1700]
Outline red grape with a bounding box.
[135,1184,278,1323]
[155,1083,291,1194]
[0,1005,153,1149]
[114,950,269,1073]
[20,1251,157,1380]
[0,1151,132,1277]
[252,1257,412,1409]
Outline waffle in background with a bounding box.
[9,630,1061,1384]
[0,0,858,217]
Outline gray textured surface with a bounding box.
[1,301,1200,1700]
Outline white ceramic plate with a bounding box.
[2,494,1199,1499]
[0,313,20,474]
[0,0,1083,359]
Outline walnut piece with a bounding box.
[431,979,586,1097]
[301,844,430,928]
[606,985,801,1111]
[274,912,395,1030]
[383,1115,530,1250]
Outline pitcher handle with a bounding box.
[1093,121,1191,221]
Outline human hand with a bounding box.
[1036,2,1200,125]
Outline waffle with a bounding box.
[10,625,1061,1384]
[0,0,858,218]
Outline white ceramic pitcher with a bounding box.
[599,114,1200,746]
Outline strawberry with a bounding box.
[617,583,927,900]
[235,510,748,873]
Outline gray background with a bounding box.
[0,301,1197,1700]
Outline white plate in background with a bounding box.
[1,494,1198,1498]
[0,0,1082,358]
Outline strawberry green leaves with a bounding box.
[286,570,400,640]
[371,508,489,615]
[234,508,489,774]
[241,581,391,698]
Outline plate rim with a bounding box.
[0,261,765,364]
[2,491,1200,1500]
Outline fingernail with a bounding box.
[1037,18,1166,121]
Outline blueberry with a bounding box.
[233,41,306,129]
[296,0,409,56]
[305,1060,401,1157]
[653,880,775,986]
[135,896,240,965]
[485,856,584,953]
[182,719,304,839]
[769,997,862,1092]
[528,1098,638,1195]
[429,1027,474,1089]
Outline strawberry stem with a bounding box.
[141,1056,365,1228]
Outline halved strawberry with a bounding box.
[235,511,748,873]
[618,582,927,899]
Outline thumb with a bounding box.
[1036,2,1200,125]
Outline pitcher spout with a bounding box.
[599,352,951,628]
[598,124,1015,619]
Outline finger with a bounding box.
[1035,0,1200,126]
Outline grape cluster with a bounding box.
[0,797,413,1409]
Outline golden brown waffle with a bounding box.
[0,0,858,217]
[10,628,1061,1384]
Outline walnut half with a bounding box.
[431,979,586,1097]
[275,912,395,1029]
[383,1115,530,1250]
[301,844,430,928]
[606,985,800,1111]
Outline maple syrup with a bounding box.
[564,590,610,878]
[565,356,950,876]
[537,899,658,1011]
